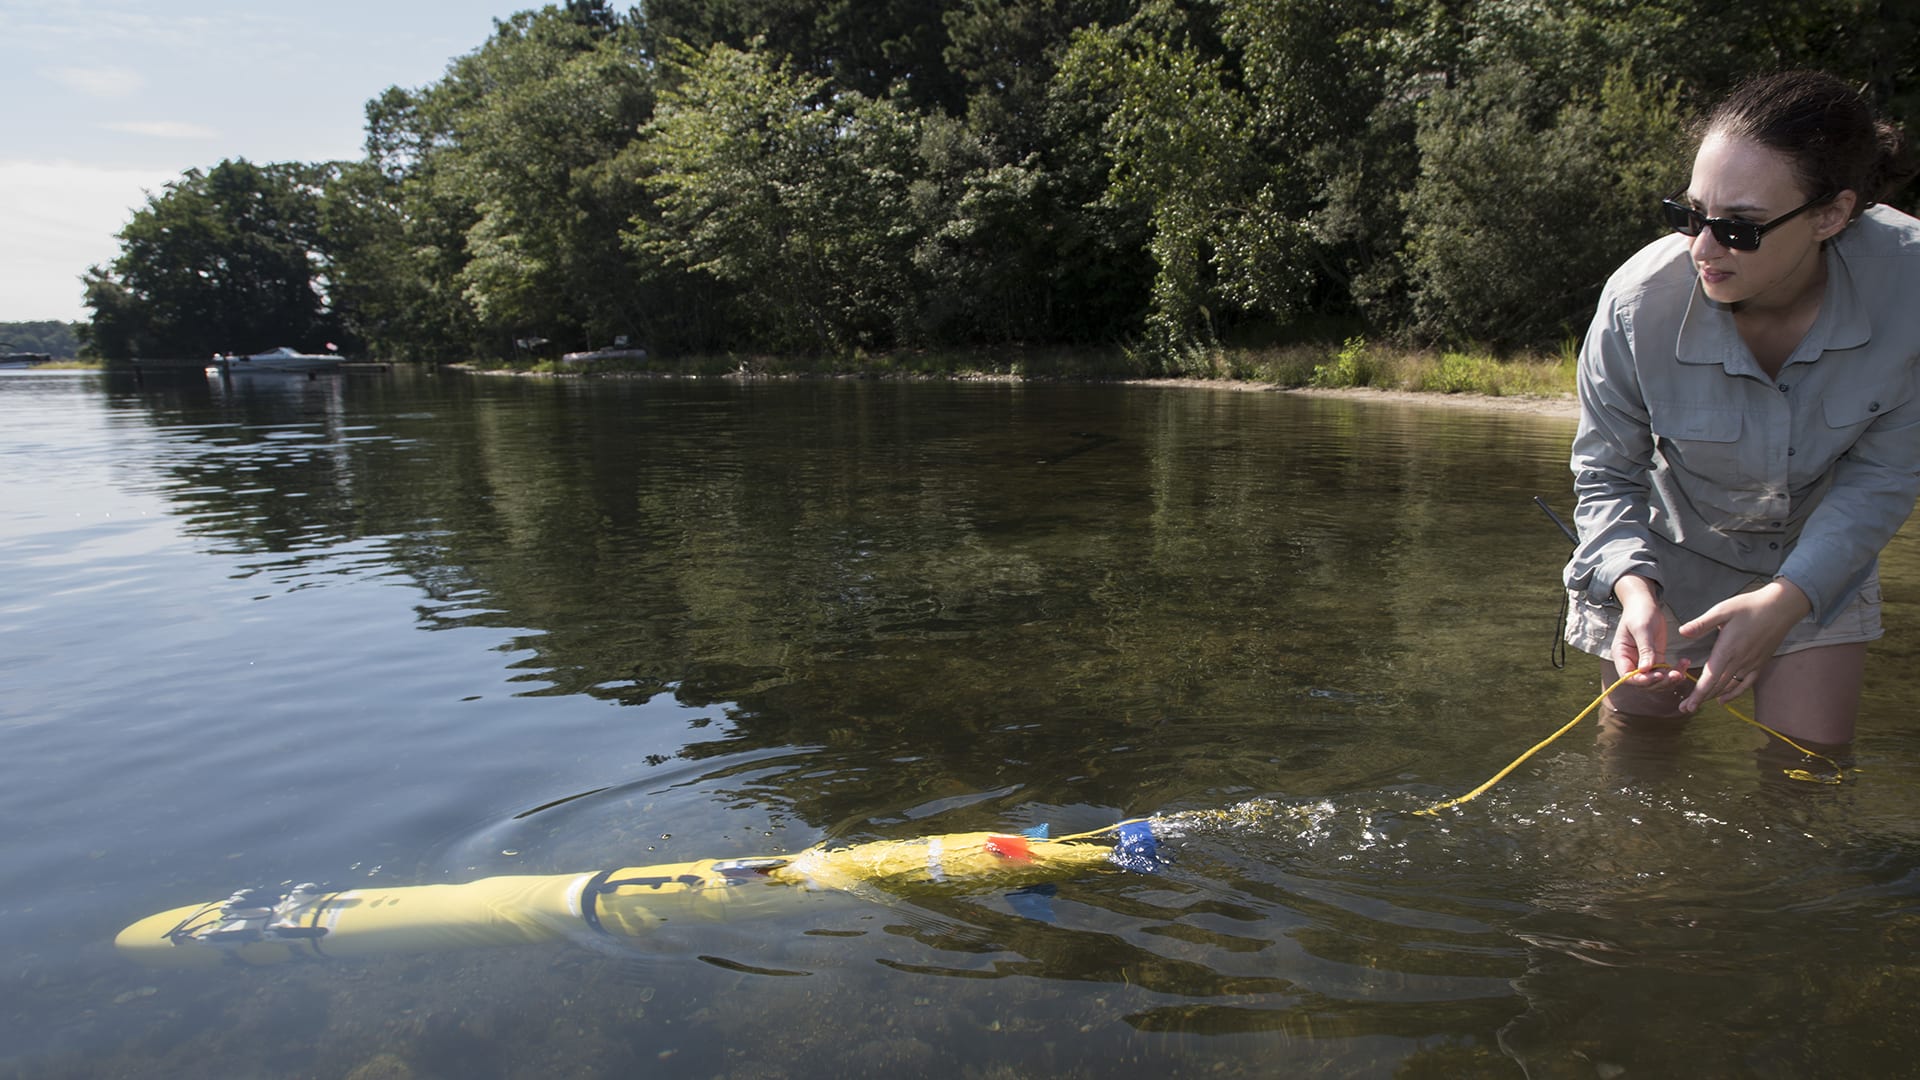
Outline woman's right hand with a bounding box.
[1609,574,1691,688]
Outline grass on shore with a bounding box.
[1214,335,1577,398]
[521,336,1579,400]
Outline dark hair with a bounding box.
[1698,70,1912,218]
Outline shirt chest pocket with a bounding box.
[1820,372,1913,437]
[1647,400,1747,484]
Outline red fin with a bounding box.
[985,836,1031,860]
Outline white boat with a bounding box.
[208,347,344,376]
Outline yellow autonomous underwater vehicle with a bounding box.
[115,822,1161,969]
[118,668,1846,971]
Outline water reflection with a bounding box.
[4,369,1920,1077]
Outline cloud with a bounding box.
[46,65,143,99]
[99,121,219,140]
[0,160,180,322]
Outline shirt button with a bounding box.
[1769,542,1780,550]
[1870,401,1881,412]
[1778,383,1789,392]
[1771,521,1782,528]
[1787,447,1796,456]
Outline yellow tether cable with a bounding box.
[1051,818,1152,843]
[1417,666,1849,816]
[1059,666,1848,832]
[1416,669,1639,816]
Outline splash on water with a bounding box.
[1148,795,1410,856]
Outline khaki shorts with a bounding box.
[1563,570,1883,665]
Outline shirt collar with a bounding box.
[1674,243,1871,369]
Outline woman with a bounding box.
[1564,71,1920,744]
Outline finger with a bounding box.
[1699,667,1753,706]
[1676,610,1724,640]
[1614,645,1646,681]
[1680,664,1728,712]
[1721,669,1759,702]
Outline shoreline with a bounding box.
[1126,377,1580,418]
[446,363,1582,420]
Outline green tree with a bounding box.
[1060,0,1311,357]
[447,10,656,349]
[319,152,478,363]
[636,0,970,112]
[943,0,1129,151]
[83,159,340,361]
[915,0,1150,346]
[1058,2,1217,354]
[332,6,665,361]
[88,0,1918,364]
[631,41,923,353]
[1403,64,1688,347]
[0,321,82,358]
[1387,0,1919,348]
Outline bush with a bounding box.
[1311,336,1374,388]
[1427,351,1495,393]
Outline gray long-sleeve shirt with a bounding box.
[1565,204,1920,626]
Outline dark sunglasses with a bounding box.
[1660,188,1833,251]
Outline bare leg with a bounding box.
[1589,661,1693,781]
[1751,643,1865,746]
[1595,643,1864,744]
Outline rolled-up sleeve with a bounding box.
[1565,295,1663,605]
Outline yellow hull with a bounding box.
[116,827,1152,968]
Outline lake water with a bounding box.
[5,367,1920,1078]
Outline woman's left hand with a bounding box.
[1675,579,1812,711]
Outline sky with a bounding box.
[0,1,520,323]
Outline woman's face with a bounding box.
[1683,132,1854,310]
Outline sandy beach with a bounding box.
[1129,378,1581,419]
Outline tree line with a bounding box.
[81,0,1918,367]
[1,321,79,359]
